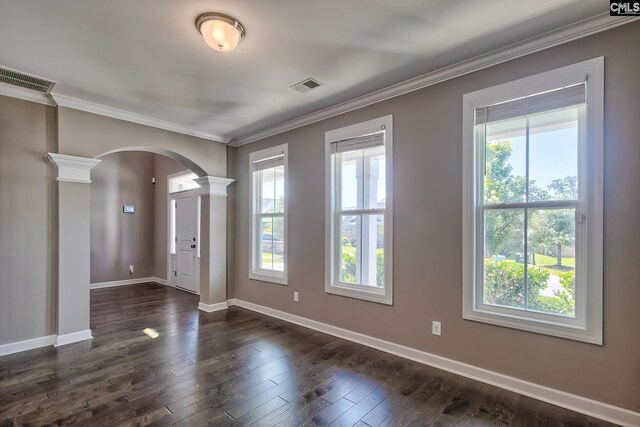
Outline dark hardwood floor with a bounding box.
[0,283,615,426]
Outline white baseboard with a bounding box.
[54,329,93,347]
[198,301,229,313]
[227,298,639,427]
[90,276,168,289]
[0,335,56,357]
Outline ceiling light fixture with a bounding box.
[196,13,245,52]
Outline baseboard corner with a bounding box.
[198,301,229,313]
[54,329,93,347]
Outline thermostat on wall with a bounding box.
[123,205,135,214]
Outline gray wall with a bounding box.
[90,151,156,283]
[229,22,640,412]
[91,151,193,284]
[58,107,226,177]
[0,96,57,344]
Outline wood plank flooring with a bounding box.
[0,283,616,426]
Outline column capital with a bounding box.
[46,153,101,184]
[194,176,234,197]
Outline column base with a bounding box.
[198,301,229,313]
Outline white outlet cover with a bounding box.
[432,321,442,336]
[294,292,299,302]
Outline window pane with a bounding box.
[365,146,386,209]
[339,214,360,284]
[271,216,285,272]
[260,168,275,213]
[527,208,576,317]
[483,209,525,309]
[375,215,384,288]
[360,213,383,288]
[259,217,274,270]
[170,199,176,254]
[169,172,199,193]
[274,165,285,214]
[528,108,579,202]
[340,152,359,210]
[484,118,527,204]
[338,145,386,210]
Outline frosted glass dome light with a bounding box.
[196,13,245,52]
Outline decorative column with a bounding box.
[194,176,234,312]
[46,153,101,346]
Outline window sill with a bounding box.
[463,307,601,345]
[249,271,287,286]
[325,283,392,305]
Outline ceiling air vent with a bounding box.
[0,67,55,93]
[290,77,323,94]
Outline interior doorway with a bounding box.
[168,171,201,294]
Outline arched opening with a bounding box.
[90,150,202,292]
[47,147,233,347]
[95,146,209,177]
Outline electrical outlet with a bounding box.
[432,321,442,336]
[293,292,299,302]
[129,265,134,274]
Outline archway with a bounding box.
[46,147,233,347]
[96,147,209,177]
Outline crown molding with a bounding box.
[51,93,232,144]
[194,176,235,196]
[0,81,55,106]
[231,14,639,147]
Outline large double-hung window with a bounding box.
[249,144,288,285]
[325,115,393,304]
[462,58,603,344]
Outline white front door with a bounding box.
[175,191,198,293]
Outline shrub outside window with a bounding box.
[462,58,604,344]
[325,116,393,304]
[250,144,288,285]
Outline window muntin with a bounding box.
[333,145,385,287]
[326,116,393,304]
[479,106,582,318]
[250,145,287,284]
[463,58,603,344]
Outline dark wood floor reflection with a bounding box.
[0,283,615,426]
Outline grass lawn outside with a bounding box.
[532,253,575,277]
[261,252,284,271]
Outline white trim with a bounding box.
[54,329,93,347]
[89,276,168,289]
[52,93,231,144]
[249,144,289,286]
[0,335,56,357]
[0,81,56,106]
[198,301,229,313]
[461,57,604,344]
[167,170,200,289]
[325,116,393,305]
[231,14,638,147]
[46,153,101,184]
[194,176,235,197]
[226,298,640,427]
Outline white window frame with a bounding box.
[325,115,393,305]
[462,57,604,344]
[249,143,288,285]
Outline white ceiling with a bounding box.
[0,0,608,143]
